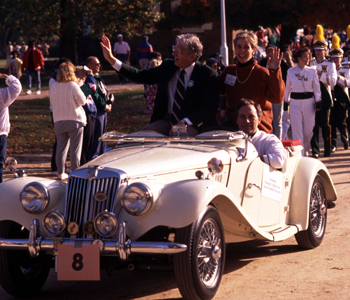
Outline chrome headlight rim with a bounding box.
[121,182,153,216]
[94,211,118,237]
[20,182,50,214]
[43,210,66,235]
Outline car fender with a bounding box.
[0,177,66,231]
[119,179,273,242]
[289,157,337,230]
[119,179,237,240]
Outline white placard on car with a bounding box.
[57,243,100,281]
[261,165,282,201]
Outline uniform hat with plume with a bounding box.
[313,25,328,50]
[330,34,343,58]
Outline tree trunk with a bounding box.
[280,24,298,49]
[59,35,78,64]
[59,0,78,64]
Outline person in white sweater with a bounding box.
[49,62,86,180]
[0,73,22,182]
[236,99,287,169]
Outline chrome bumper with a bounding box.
[0,220,187,259]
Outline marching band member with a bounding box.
[329,34,350,151]
[309,25,337,158]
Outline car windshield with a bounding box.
[100,130,247,144]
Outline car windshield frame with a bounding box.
[99,130,248,144]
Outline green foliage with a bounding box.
[156,0,350,33]
[87,0,163,38]
[9,0,162,39]
[1,0,163,61]
[7,88,148,154]
[17,0,61,39]
[156,0,215,30]
[225,0,304,30]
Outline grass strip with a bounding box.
[8,88,148,154]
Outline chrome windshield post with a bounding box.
[236,138,249,162]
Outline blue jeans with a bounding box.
[89,111,107,160]
[0,135,7,183]
[26,69,41,91]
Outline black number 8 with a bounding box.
[72,253,83,271]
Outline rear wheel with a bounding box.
[0,221,51,297]
[295,174,327,249]
[174,206,225,300]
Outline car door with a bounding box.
[242,158,282,227]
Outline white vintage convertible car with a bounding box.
[0,129,337,300]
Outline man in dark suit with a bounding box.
[100,34,219,136]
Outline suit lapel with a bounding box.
[157,62,178,98]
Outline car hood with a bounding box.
[81,143,231,178]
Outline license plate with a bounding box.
[57,243,100,281]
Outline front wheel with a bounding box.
[0,221,51,297]
[174,206,225,300]
[295,174,327,249]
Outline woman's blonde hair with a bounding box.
[57,62,77,83]
[234,31,258,50]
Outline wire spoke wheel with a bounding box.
[174,206,225,300]
[295,174,327,249]
[197,219,222,287]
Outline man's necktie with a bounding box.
[171,69,186,125]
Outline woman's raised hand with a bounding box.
[267,47,283,71]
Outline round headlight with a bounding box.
[43,210,66,235]
[20,182,49,214]
[121,183,153,216]
[94,212,118,237]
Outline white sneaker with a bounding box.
[57,173,68,180]
[26,90,32,95]
[36,90,41,95]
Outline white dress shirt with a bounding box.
[251,130,287,169]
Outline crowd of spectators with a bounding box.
[2,24,350,181]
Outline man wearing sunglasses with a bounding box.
[100,34,219,136]
[85,56,114,159]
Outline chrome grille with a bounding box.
[64,176,119,238]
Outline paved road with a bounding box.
[17,82,143,101]
[0,145,349,299]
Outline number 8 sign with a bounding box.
[57,244,100,281]
[72,253,84,271]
